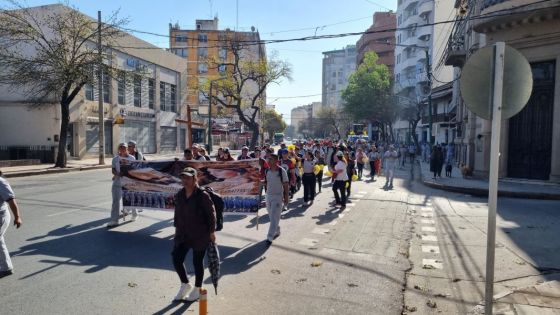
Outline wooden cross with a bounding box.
[175,105,204,149]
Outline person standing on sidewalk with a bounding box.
[344,151,355,198]
[331,151,348,210]
[383,145,399,189]
[172,167,216,302]
[0,171,22,278]
[302,151,316,206]
[108,143,136,228]
[264,154,289,245]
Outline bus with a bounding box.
[273,133,284,144]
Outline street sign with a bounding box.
[460,45,532,120]
[461,42,533,315]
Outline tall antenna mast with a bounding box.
[236,0,239,30]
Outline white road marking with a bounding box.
[328,220,338,226]
[422,259,443,269]
[421,234,438,242]
[422,226,436,232]
[421,213,434,218]
[346,203,356,207]
[353,194,365,199]
[299,238,319,246]
[338,213,345,218]
[421,219,436,224]
[358,191,367,194]
[47,209,81,217]
[312,228,330,235]
[422,245,440,254]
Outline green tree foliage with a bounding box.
[262,109,286,141]
[312,107,350,140]
[341,51,396,140]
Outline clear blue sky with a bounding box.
[21,0,397,123]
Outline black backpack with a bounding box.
[198,186,225,231]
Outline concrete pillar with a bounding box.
[549,57,560,183]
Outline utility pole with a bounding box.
[97,11,105,165]
[425,49,434,146]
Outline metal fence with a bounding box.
[0,145,56,163]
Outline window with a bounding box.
[85,82,94,101]
[398,14,402,26]
[397,53,401,64]
[198,47,208,59]
[396,73,400,83]
[198,91,207,104]
[160,82,166,111]
[198,33,208,42]
[170,84,176,113]
[173,48,187,58]
[133,75,142,107]
[175,35,187,42]
[332,71,336,78]
[219,47,227,60]
[218,64,226,73]
[198,63,208,74]
[148,79,154,109]
[118,74,126,105]
[397,34,402,44]
[102,67,110,103]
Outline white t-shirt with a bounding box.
[384,150,399,170]
[0,177,15,213]
[112,154,136,184]
[266,167,289,196]
[334,161,349,181]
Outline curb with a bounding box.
[3,164,111,178]
[417,162,560,200]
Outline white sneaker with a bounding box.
[173,283,192,301]
[130,213,138,222]
[186,287,201,301]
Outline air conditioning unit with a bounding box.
[416,83,431,98]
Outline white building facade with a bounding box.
[0,4,188,161]
[393,0,455,144]
[322,45,357,109]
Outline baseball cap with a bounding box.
[242,146,249,150]
[118,142,127,148]
[336,151,344,157]
[279,149,288,155]
[179,167,197,177]
[127,140,137,146]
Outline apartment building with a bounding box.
[393,0,454,144]
[0,4,188,161]
[169,18,266,143]
[322,45,357,109]
[356,12,397,73]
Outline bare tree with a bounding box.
[313,107,350,140]
[0,2,128,167]
[202,36,292,148]
[400,99,424,151]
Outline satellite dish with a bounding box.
[460,45,532,120]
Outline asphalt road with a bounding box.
[0,167,413,315]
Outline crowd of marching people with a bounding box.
[107,137,457,302]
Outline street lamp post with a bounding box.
[208,77,226,154]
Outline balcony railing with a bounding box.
[422,113,452,124]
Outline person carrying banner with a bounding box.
[127,141,145,161]
[108,143,136,228]
[264,154,289,246]
[172,167,216,302]
[237,146,251,160]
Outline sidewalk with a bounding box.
[417,161,560,200]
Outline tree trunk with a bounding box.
[411,119,420,154]
[250,123,259,148]
[55,101,70,168]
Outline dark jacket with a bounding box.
[174,187,216,250]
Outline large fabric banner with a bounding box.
[120,159,262,214]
